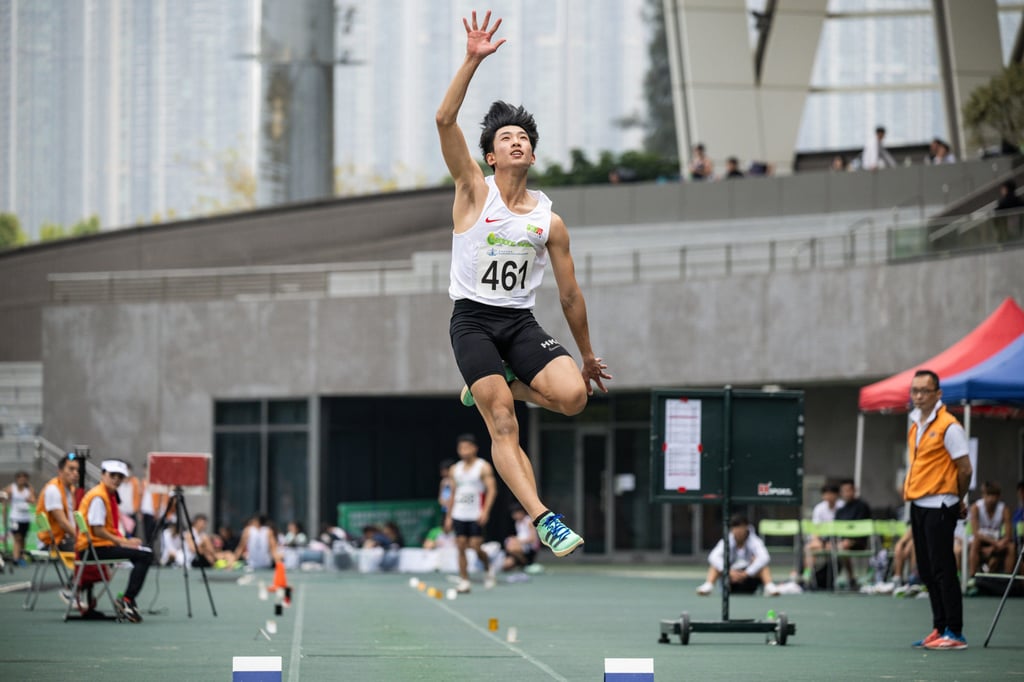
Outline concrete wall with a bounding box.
[41,248,1024,514]
[3,158,1013,361]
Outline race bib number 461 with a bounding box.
[475,245,533,298]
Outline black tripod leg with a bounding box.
[175,495,193,618]
[177,493,218,617]
[983,542,1024,648]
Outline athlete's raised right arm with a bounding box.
[436,12,505,221]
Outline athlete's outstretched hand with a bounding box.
[464,10,506,59]
[581,357,612,395]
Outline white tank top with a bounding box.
[450,459,486,522]
[247,526,274,569]
[448,176,552,309]
[9,484,33,522]
[975,500,1006,538]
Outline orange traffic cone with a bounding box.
[268,560,288,592]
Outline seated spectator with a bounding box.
[185,514,218,568]
[233,514,278,569]
[421,525,455,550]
[969,481,1013,580]
[77,459,153,623]
[834,479,871,587]
[747,160,772,177]
[36,453,80,553]
[360,524,392,549]
[697,514,782,596]
[160,524,184,566]
[877,527,917,594]
[688,143,713,181]
[216,524,239,554]
[502,504,540,573]
[282,521,308,548]
[830,155,848,172]
[802,483,843,585]
[723,157,744,179]
[382,521,405,548]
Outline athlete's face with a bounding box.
[456,441,478,461]
[487,125,535,169]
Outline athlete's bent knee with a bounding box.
[490,407,519,439]
[558,385,588,416]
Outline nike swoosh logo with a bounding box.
[485,217,501,223]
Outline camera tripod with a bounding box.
[151,486,218,618]
[983,539,1024,647]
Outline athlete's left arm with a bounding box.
[547,213,611,394]
[480,462,497,526]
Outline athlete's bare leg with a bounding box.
[470,375,547,520]
[455,535,470,581]
[508,356,588,415]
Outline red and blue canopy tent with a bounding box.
[854,297,1024,589]
[854,296,1024,490]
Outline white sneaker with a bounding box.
[778,581,804,595]
[875,581,896,595]
[696,581,713,596]
[764,582,781,597]
[456,578,472,594]
[484,574,496,590]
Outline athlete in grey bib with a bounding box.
[436,10,611,558]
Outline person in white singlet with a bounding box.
[437,10,611,560]
[502,503,540,573]
[444,434,497,593]
[5,471,36,565]
[234,514,277,570]
[968,481,1013,577]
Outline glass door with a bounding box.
[579,429,611,555]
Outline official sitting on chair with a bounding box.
[697,514,782,597]
[36,453,79,552]
[77,459,153,623]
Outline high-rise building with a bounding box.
[333,0,650,193]
[0,0,260,240]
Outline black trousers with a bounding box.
[911,503,963,634]
[93,545,153,601]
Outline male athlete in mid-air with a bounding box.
[436,10,611,557]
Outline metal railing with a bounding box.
[48,211,1024,304]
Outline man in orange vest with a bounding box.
[77,459,153,623]
[905,369,972,650]
[36,453,80,551]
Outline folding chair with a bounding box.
[64,511,123,622]
[23,513,72,610]
[758,519,802,577]
[801,520,836,588]
[831,519,877,588]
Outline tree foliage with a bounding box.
[70,215,101,237]
[0,212,27,249]
[642,0,678,159]
[530,148,679,187]
[39,222,67,241]
[962,62,1024,153]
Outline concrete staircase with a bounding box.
[0,362,42,473]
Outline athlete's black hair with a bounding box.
[479,101,539,169]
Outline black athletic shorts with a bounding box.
[450,299,571,388]
[452,519,484,538]
[9,520,29,540]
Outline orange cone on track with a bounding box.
[268,560,289,592]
